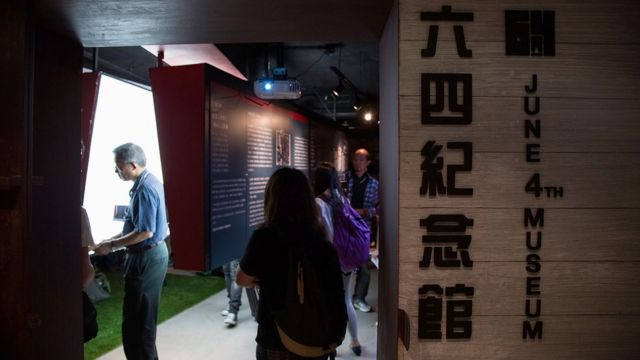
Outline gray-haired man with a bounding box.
[95,142,169,359]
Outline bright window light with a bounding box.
[83,74,164,242]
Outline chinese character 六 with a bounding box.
[421,5,474,58]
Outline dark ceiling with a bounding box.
[38,0,392,131]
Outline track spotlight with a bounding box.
[352,95,363,111]
[332,81,344,97]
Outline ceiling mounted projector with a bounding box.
[253,78,302,100]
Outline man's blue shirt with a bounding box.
[125,169,168,246]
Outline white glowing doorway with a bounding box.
[83,74,164,241]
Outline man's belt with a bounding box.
[126,240,164,254]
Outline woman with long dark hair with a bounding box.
[237,167,346,360]
[313,162,363,356]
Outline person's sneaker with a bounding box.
[220,307,230,317]
[224,313,237,326]
[195,269,214,276]
[350,341,362,356]
[353,299,372,313]
[351,345,362,356]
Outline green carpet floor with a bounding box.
[84,271,225,360]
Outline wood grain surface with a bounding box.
[397,0,640,358]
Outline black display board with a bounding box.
[208,81,309,269]
[309,120,350,182]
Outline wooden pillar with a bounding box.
[0,1,83,357]
[378,1,400,359]
[0,0,31,355]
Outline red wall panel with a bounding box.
[150,64,206,271]
[80,72,100,199]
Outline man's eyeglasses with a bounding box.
[115,162,132,173]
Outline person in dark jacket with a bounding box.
[237,168,346,360]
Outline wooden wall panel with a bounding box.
[403,316,640,360]
[378,4,400,358]
[31,26,83,358]
[0,1,29,356]
[397,0,640,358]
[399,42,640,98]
[398,262,640,315]
[398,208,640,262]
[399,97,640,153]
[399,152,640,208]
[400,0,640,44]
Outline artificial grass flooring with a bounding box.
[84,270,225,360]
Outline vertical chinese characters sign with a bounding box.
[506,9,558,340]
[401,0,640,358]
[417,5,475,342]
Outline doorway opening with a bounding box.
[85,44,383,360]
[82,74,164,239]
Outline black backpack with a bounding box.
[82,291,98,343]
[273,242,347,358]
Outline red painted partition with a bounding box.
[150,64,206,271]
[81,72,100,199]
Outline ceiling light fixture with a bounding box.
[364,111,373,121]
[330,66,357,95]
[332,81,344,97]
[352,95,363,111]
[330,66,371,114]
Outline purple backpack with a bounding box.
[325,196,371,270]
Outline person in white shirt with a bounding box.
[313,162,363,357]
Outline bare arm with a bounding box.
[81,246,95,288]
[236,265,260,288]
[94,230,154,255]
[355,208,368,218]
